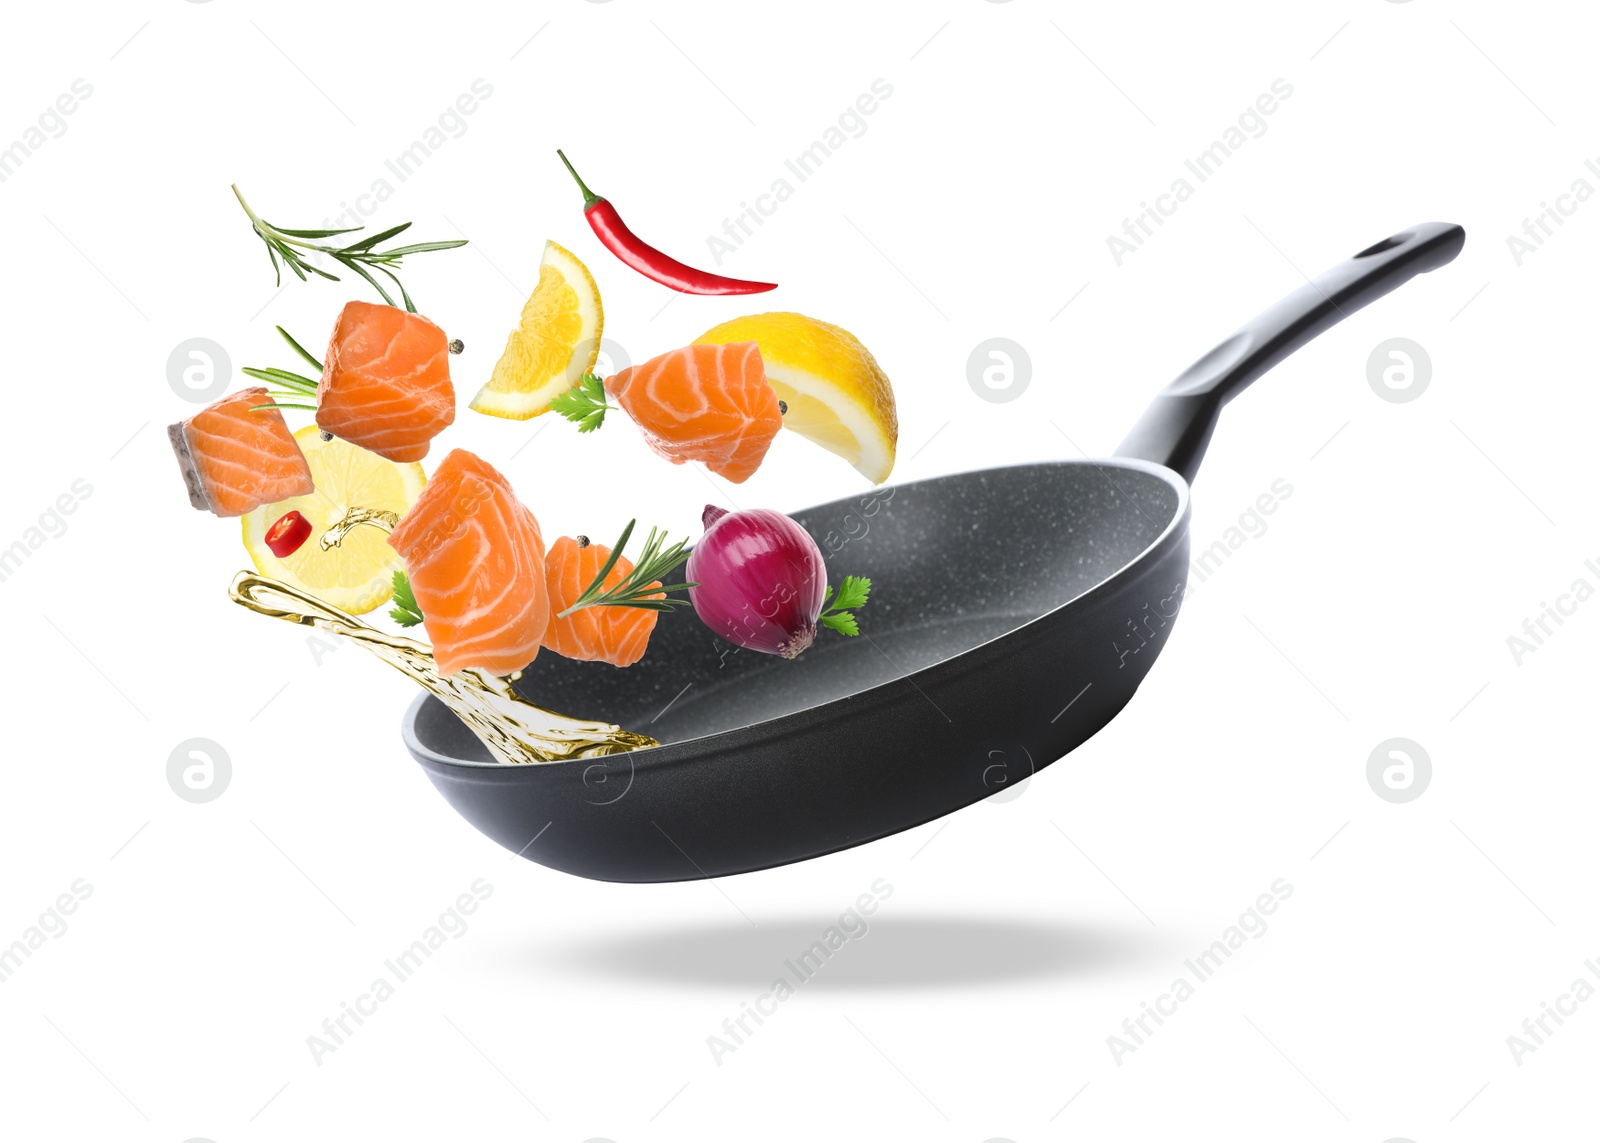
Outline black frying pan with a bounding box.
[403,222,1465,882]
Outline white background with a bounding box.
[1,1,1594,1139]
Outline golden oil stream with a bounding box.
[229,571,657,763]
[320,507,401,550]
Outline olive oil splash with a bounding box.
[320,507,400,550]
[229,571,657,763]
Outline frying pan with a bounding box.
[403,221,1465,882]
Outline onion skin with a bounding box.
[687,505,828,658]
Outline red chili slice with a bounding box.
[558,150,777,296]
[265,510,313,558]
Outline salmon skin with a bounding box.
[387,449,549,676]
[604,341,782,484]
[318,301,455,463]
[543,535,662,667]
[168,387,315,517]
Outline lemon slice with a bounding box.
[695,312,898,483]
[241,427,428,615]
[470,240,603,420]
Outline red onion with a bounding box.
[687,505,828,658]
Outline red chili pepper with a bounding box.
[557,150,777,296]
[264,510,313,558]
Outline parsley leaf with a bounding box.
[389,570,425,627]
[549,373,614,433]
[818,575,871,637]
[819,610,860,637]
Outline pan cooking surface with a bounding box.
[414,461,1182,759]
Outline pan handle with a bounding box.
[1114,221,1466,483]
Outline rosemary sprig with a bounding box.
[244,325,323,412]
[389,571,425,627]
[556,519,696,618]
[818,575,872,637]
[549,373,614,432]
[232,184,466,313]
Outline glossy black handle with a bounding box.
[1115,221,1466,483]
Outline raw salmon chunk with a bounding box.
[543,535,661,667]
[168,387,315,517]
[318,301,455,463]
[387,449,548,676]
[604,341,782,484]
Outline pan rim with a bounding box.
[403,456,1191,772]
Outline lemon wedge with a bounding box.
[695,312,898,483]
[241,427,427,615]
[471,240,603,420]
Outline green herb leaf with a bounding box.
[819,610,860,637]
[335,254,400,308]
[586,519,632,595]
[302,261,342,283]
[549,373,613,433]
[555,519,696,618]
[233,185,464,312]
[826,575,871,613]
[380,240,470,257]
[267,224,366,238]
[241,366,319,392]
[249,401,318,412]
[389,570,425,627]
[244,327,324,411]
[343,222,412,252]
[394,273,416,316]
[818,575,871,637]
[276,325,325,372]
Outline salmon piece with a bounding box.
[317,301,455,463]
[543,535,661,667]
[387,449,548,676]
[604,341,782,484]
[168,388,315,517]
